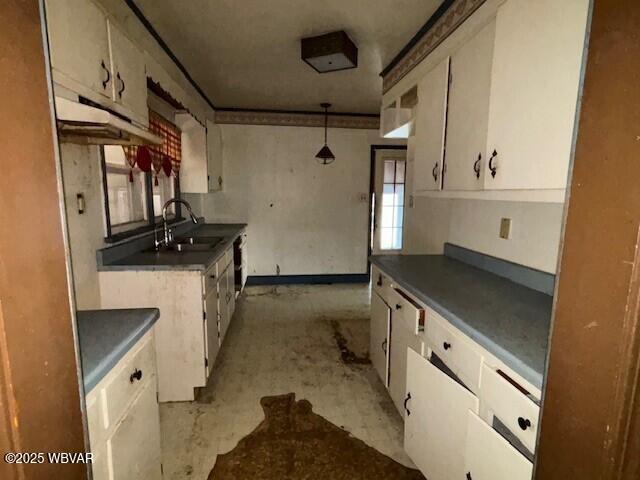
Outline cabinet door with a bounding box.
[108,20,148,126]
[175,113,209,194]
[370,292,391,387]
[444,20,495,191]
[404,349,479,480]
[464,411,533,480]
[218,266,230,343]
[485,0,589,190]
[106,379,162,480]
[413,57,450,192]
[388,315,423,418]
[45,0,112,98]
[227,266,236,318]
[207,121,224,191]
[204,289,220,375]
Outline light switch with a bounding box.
[499,218,511,239]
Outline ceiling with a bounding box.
[134,0,443,114]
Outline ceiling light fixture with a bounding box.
[301,31,358,73]
[315,103,335,165]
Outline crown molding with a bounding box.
[215,109,380,130]
[382,0,487,93]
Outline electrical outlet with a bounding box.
[499,218,511,239]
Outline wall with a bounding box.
[59,144,105,309]
[185,124,401,276]
[404,196,564,273]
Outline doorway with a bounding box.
[369,146,408,259]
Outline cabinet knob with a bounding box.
[100,60,111,89]
[404,392,412,416]
[489,150,498,178]
[381,339,387,355]
[395,304,402,310]
[376,275,383,287]
[432,162,439,182]
[517,417,532,430]
[473,153,481,179]
[466,473,473,480]
[210,274,216,279]
[129,368,143,383]
[443,341,452,351]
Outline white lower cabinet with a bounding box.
[370,291,391,387]
[106,379,162,480]
[404,349,479,480]
[464,411,533,480]
[87,331,162,480]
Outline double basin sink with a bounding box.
[144,235,225,253]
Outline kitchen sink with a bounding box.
[174,235,225,245]
[143,236,224,253]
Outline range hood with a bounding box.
[54,96,162,146]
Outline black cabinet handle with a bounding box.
[466,473,473,480]
[382,339,387,355]
[395,304,402,310]
[210,274,216,279]
[518,417,532,430]
[129,368,143,383]
[473,153,481,179]
[101,60,111,89]
[376,275,383,287]
[443,341,451,351]
[489,149,498,178]
[404,392,412,416]
[432,162,439,182]
[117,72,125,97]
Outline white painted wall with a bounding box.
[403,196,564,273]
[185,124,402,276]
[59,144,106,309]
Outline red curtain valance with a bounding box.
[123,110,182,184]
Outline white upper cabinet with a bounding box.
[108,20,148,126]
[207,120,224,192]
[413,57,450,193]
[175,113,209,194]
[45,0,149,126]
[444,20,496,191]
[484,0,590,190]
[45,0,112,99]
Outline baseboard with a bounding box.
[246,274,370,286]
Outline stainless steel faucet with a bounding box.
[154,198,199,250]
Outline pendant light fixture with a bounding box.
[315,103,335,165]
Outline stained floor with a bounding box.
[160,284,414,479]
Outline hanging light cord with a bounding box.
[324,105,328,144]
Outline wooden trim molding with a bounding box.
[382,0,487,93]
[535,1,640,478]
[215,109,380,130]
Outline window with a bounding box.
[101,110,182,241]
[380,159,406,250]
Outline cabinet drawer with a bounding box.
[203,261,218,294]
[479,364,540,453]
[102,334,156,429]
[388,288,424,334]
[425,309,483,393]
[371,265,392,304]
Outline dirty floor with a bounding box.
[160,284,414,479]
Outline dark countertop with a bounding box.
[77,308,160,393]
[370,255,552,389]
[98,223,246,272]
